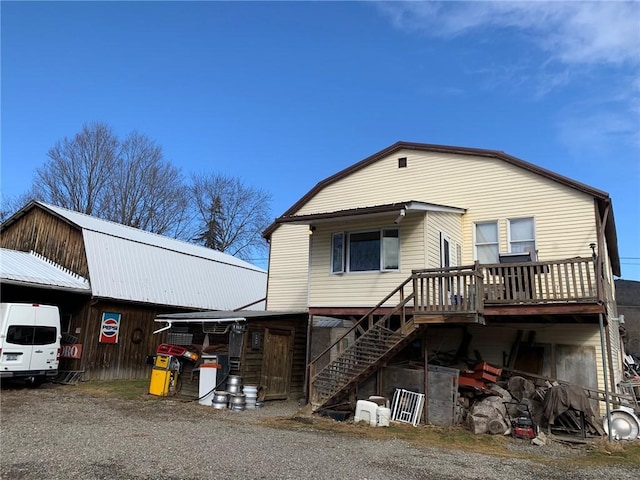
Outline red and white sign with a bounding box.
[99,312,121,344]
[61,344,83,359]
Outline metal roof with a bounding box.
[0,249,91,293]
[82,231,266,310]
[40,202,262,271]
[155,310,307,321]
[15,202,267,310]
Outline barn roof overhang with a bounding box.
[0,248,91,294]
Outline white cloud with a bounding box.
[376,1,640,67]
[376,1,640,155]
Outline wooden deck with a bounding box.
[412,257,601,318]
[308,256,603,410]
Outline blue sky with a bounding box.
[2,1,639,279]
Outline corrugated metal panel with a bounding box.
[0,248,91,292]
[83,232,266,310]
[41,202,262,271]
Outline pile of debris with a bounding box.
[459,367,607,443]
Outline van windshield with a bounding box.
[7,326,57,345]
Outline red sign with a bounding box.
[61,344,83,359]
[99,312,121,344]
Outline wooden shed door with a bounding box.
[261,328,293,400]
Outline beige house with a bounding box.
[263,141,623,412]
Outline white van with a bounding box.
[0,303,61,386]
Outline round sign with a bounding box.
[102,318,118,337]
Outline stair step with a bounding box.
[338,350,388,360]
[311,305,424,410]
[355,336,402,346]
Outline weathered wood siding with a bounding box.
[241,317,308,399]
[1,207,89,277]
[79,301,179,380]
[266,224,310,311]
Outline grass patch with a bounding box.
[74,379,150,400]
[582,438,640,467]
[262,414,640,467]
[264,416,514,456]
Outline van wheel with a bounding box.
[25,376,44,388]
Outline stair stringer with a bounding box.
[311,318,421,411]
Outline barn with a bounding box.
[0,201,269,381]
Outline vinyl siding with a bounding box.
[308,215,425,307]
[273,150,598,308]
[296,150,598,264]
[426,211,464,268]
[266,224,310,311]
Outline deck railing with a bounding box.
[481,257,597,304]
[411,257,598,311]
[412,265,484,315]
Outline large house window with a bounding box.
[509,217,536,255]
[331,228,399,273]
[475,221,499,263]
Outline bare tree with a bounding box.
[31,122,191,238]
[190,173,272,261]
[103,131,191,238]
[34,122,118,215]
[0,191,38,223]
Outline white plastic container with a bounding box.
[376,406,391,427]
[354,400,378,426]
[244,385,258,409]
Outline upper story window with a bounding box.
[474,221,499,263]
[509,217,536,255]
[331,228,399,273]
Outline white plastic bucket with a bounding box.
[376,406,391,427]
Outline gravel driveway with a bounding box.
[0,382,637,480]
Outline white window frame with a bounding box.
[440,233,451,268]
[331,228,400,274]
[331,232,345,274]
[474,221,499,264]
[508,217,536,257]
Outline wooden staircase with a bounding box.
[308,274,419,410]
[311,319,420,409]
[309,266,484,411]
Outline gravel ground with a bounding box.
[0,382,637,480]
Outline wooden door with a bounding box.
[261,328,294,400]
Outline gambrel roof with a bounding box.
[2,202,267,311]
[263,141,620,275]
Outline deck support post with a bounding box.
[423,326,429,425]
